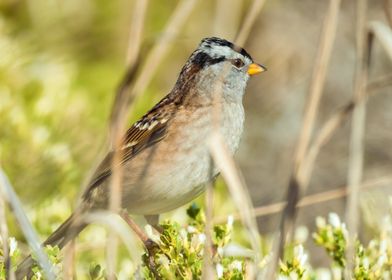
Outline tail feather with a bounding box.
[15,212,87,279]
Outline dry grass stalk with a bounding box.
[344,5,392,277]
[345,0,368,276]
[265,0,341,277]
[299,71,390,189]
[109,0,197,137]
[301,70,392,186]
[293,0,341,169]
[300,102,354,187]
[367,72,392,92]
[235,0,267,45]
[126,0,149,66]
[0,168,55,279]
[62,241,75,280]
[369,21,392,60]
[204,56,260,276]
[106,1,149,276]
[215,175,392,223]
[125,0,197,119]
[214,0,243,40]
[106,1,197,276]
[209,134,261,269]
[202,61,228,277]
[201,158,215,280]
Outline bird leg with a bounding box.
[119,210,149,243]
[119,210,161,278]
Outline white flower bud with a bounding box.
[216,263,224,278]
[328,213,341,228]
[9,237,17,257]
[316,216,326,228]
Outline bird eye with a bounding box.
[232,58,245,68]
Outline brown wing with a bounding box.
[83,96,177,199]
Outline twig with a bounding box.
[345,0,368,277]
[0,168,55,279]
[266,0,341,277]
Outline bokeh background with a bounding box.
[1,0,392,274]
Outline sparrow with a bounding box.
[16,37,266,278]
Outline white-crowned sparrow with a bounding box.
[16,37,265,278]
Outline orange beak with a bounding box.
[247,63,267,76]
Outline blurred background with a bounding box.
[1,0,392,273]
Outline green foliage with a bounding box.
[141,204,245,279]
[313,213,392,279]
[3,207,392,279]
[279,245,308,279]
[30,245,62,278]
[313,213,348,267]
[0,237,19,279]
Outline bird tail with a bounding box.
[15,212,87,279]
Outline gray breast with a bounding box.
[122,102,245,215]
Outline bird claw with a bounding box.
[143,238,161,279]
[144,238,160,255]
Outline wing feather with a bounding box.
[83,97,175,199]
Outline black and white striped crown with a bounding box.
[188,37,253,68]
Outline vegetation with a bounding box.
[2,204,392,278]
[1,0,392,279]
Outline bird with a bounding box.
[15,37,266,278]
